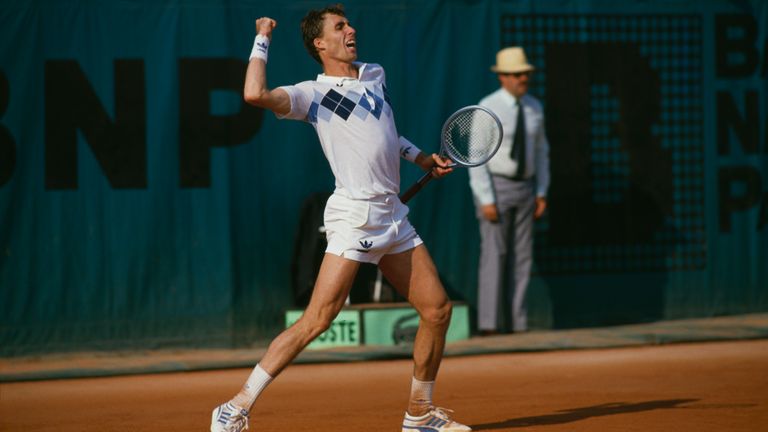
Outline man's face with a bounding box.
[315,13,357,63]
[498,71,531,98]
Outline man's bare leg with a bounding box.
[225,253,359,416]
[379,244,452,416]
[259,253,360,376]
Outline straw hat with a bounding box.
[490,47,535,74]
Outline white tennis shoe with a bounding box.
[402,406,472,431]
[210,402,249,432]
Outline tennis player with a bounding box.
[210,4,471,432]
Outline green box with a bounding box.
[284,309,362,349]
[285,302,469,350]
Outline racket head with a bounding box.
[440,105,503,167]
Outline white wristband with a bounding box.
[398,136,422,163]
[249,34,269,62]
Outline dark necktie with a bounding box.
[511,98,526,180]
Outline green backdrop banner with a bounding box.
[0,0,765,355]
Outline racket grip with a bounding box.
[399,171,435,204]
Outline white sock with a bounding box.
[231,364,273,411]
[408,377,435,415]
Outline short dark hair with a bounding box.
[301,4,346,64]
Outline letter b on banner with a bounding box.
[545,41,672,246]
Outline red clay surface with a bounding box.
[1,339,766,431]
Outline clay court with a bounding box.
[2,337,766,431]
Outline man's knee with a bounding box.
[298,310,336,339]
[419,300,452,328]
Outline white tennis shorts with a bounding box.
[323,193,423,264]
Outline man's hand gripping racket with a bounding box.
[399,105,503,204]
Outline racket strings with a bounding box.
[442,110,502,166]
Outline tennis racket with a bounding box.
[399,105,503,204]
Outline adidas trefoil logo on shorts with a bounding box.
[357,239,373,252]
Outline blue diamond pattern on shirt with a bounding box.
[336,96,356,120]
[325,89,343,103]
[370,92,384,117]
[357,90,383,119]
[352,102,369,121]
[307,101,319,123]
[317,103,334,122]
[358,92,372,111]
[321,92,339,111]
[312,86,394,123]
[338,95,356,113]
[319,89,357,121]
[346,90,367,120]
[383,84,391,105]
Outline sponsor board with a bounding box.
[285,303,470,350]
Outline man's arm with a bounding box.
[468,164,499,222]
[398,136,453,178]
[533,107,550,219]
[243,17,291,116]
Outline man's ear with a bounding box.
[314,37,325,53]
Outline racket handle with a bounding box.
[399,171,435,204]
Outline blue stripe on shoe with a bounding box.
[216,406,233,424]
[402,426,438,432]
[428,416,448,428]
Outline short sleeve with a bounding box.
[276,82,314,121]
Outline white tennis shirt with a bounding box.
[278,63,419,200]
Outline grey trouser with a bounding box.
[476,176,534,332]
